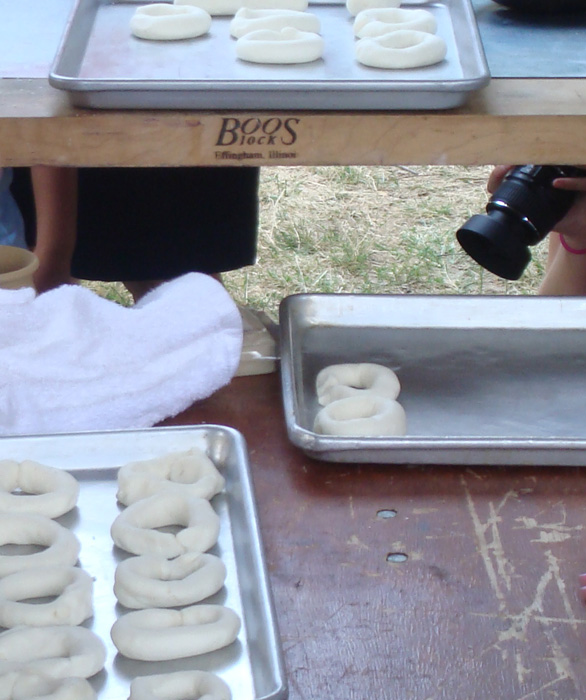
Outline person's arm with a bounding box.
[31,166,78,293]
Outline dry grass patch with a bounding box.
[224,165,548,316]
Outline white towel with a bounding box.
[0,273,243,436]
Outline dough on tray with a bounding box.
[230,7,320,38]
[0,566,93,628]
[116,447,225,506]
[316,362,401,405]
[129,670,231,700]
[313,394,407,437]
[175,0,243,16]
[130,4,212,40]
[355,29,447,69]
[0,626,106,680]
[114,552,227,609]
[353,7,437,38]
[236,26,324,64]
[346,0,400,17]
[1,673,96,700]
[0,459,79,519]
[244,0,309,11]
[0,513,80,577]
[110,492,221,557]
[111,604,241,661]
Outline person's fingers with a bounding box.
[487,165,513,194]
[553,177,586,192]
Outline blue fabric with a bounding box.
[0,168,27,249]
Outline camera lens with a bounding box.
[456,165,584,280]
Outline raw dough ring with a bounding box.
[129,670,231,700]
[230,8,320,38]
[355,30,447,69]
[313,395,407,437]
[175,0,242,16]
[114,552,227,609]
[110,493,221,557]
[0,566,93,628]
[0,513,80,577]
[316,362,400,405]
[0,626,106,679]
[353,8,437,38]
[346,0,400,17]
[0,460,79,519]
[1,672,96,700]
[116,448,225,506]
[110,605,241,661]
[236,27,324,64]
[244,0,308,10]
[130,4,211,41]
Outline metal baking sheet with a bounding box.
[49,0,489,110]
[279,293,586,466]
[0,426,287,700]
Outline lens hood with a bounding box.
[456,213,532,281]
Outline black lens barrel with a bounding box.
[456,165,585,280]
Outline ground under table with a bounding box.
[163,372,586,700]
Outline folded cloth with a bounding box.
[0,273,243,436]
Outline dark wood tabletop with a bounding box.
[165,371,586,700]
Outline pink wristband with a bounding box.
[559,234,586,255]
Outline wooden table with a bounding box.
[2,77,586,167]
[163,373,586,700]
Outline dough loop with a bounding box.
[316,363,400,405]
[129,670,231,700]
[0,460,79,519]
[353,8,437,38]
[313,395,407,437]
[355,29,447,69]
[110,493,221,557]
[236,27,324,64]
[244,0,308,11]
[114,552,226,609]
[346,0,399,17]
[0,514,80,577]
[0,566,93,628]
[116,448,225,506]
[111,604,241,661]
[175,0,242,16]
[230,8,320,38]
[0,671,96,700]
[130,4,212,41]
[0,626,106,679]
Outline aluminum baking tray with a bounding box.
[279,293,586,466]
[0,426,287,700]
[49,0,489,110]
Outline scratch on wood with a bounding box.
[515,508,583,545]
[515,651,531,685]
[413,507,439,515]
[461,476,508,610]
[346,534,369,550]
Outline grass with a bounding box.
[85,165,549,316]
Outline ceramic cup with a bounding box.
[0,245,39,290]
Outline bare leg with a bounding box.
[31,166,78,293]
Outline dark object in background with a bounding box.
[492,0,586,13]
[456,165,586,280]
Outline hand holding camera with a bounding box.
[457,164,586,280]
